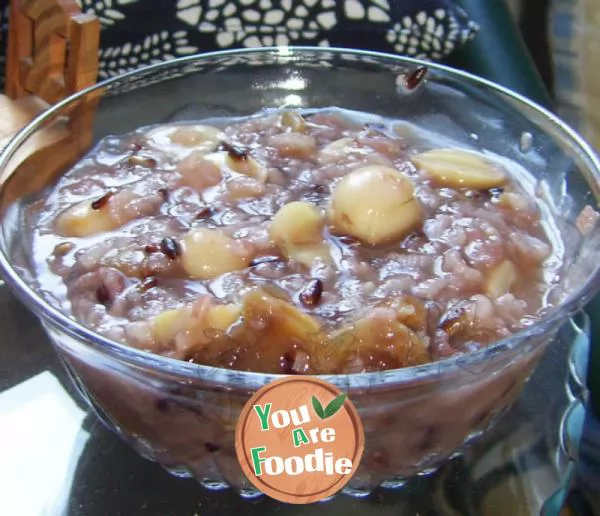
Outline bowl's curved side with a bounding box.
[47,318,550,495]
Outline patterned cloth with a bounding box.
[0,0,478,88]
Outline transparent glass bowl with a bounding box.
[1,48,599,497]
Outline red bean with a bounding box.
[91,191,114,210]
[299,279,323,307]
[160,237,180,259]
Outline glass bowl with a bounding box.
[1,48,599,498]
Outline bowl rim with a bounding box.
[1,46,599,390]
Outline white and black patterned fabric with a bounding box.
[0,0,478,86]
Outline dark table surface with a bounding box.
[0,281,591,516]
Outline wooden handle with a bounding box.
[6,0,100,104]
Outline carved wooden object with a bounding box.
[0,0,100,185]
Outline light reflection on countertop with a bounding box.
[0,371,89,516]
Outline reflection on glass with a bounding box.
[277,76,307,91]
[283,94,304,106]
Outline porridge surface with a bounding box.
[29,108,562,374]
